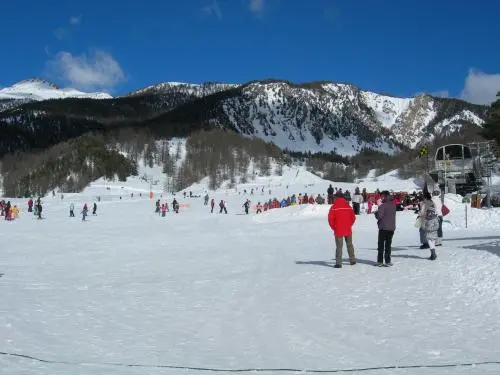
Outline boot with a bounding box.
[429,249,437,261]
[334,264,342,269]
[436,238,442,246]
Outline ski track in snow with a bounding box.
[0,176,500,375]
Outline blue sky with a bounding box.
[2,0,500,103]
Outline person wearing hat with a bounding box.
[328,191,357,268]
[375,190,397,266]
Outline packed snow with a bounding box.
[1,166,500,375]
[0,79,112,101]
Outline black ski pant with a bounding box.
[437,216,443,238]
[353,202,360,215]
[377,230,394,264]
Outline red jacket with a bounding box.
[328,197,356,237]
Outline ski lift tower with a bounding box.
[468,140,498,208]
[143,173,157,199]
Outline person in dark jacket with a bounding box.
[375,191,397,266]
[243,199,250,214]
[5,201,11,220]
[37,201,43,220]
[327,184,334,204]
[92,202,97,215]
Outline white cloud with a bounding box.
[201,0,222,20]
[69,15,82,25]
[53,27,68,40]
[46,49,126,91]
[249,0,265,14]
[460,69,500,105]
[44,45,50,56]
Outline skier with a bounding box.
[161,204,167,217]
[28,198,33,213]
[172,199,179,213]
[375,191,397,266]
[204,194,209,206]
[12,205,19,219]
[328,192,357,268]
[36,200,43,220]
[243,199,251,215]
[219,200,227,214]
[69,203,75,217]
[327,184,334,204]
[4,201,11,220]
[81,203,88,221]
[256,202,263,214]
[210,198,215,213]
[92,202,97,215]
[155,199,161,214]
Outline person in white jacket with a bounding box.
[352,187,363,215]
[432,190,443,246]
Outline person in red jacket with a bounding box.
[328,192,357,268]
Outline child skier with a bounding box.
[82,203,88,221]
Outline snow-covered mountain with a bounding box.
[0,78,112,101]
[144,80,486,152]
[0,79,488,159]
[127,81,239,97]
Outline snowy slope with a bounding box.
[1,170,500,375]
[361,91,412,129]
[0,79,112,101]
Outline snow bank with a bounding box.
[444,194,500,230]
[253,204,330,224]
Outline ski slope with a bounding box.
[1,171,500,375]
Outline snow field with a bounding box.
[1,180,500,375]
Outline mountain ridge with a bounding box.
[0,78,488,158]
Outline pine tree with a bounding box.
[482,92,500,146]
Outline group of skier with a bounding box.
[69,202,98,221]
[0,200,20,221]
[155,198,180,215]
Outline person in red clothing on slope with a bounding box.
[328,191,357,268]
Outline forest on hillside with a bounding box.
[1,121,495,198]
